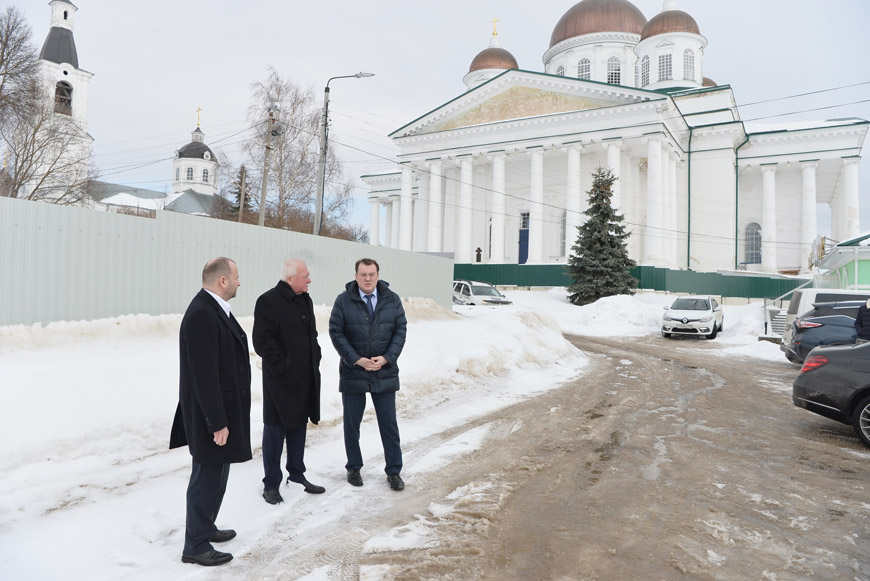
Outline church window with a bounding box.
[54,81,72,116]
[555,65,565,76]
[658,54,672,81]
[63,11,68,20]
[186,167,194,181]
[202,169,209,182]
[175,168,180,181]
[577,59,590,80]
[641,56,650,87]
[607,57,621,85]
[683,49,695,81]
[745,223,762,264]
[520,212,530,229]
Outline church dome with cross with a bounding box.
[172,119,218,199]
[463,19,519,89]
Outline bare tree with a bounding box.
[0,6,39,121]
[1,77,96,204]
[0,8,94,204]
[243,68,354,232]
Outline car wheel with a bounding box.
[851,395,870,448]
[707,326,718,340]
[719,320,724,332]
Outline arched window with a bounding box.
[186,167,194,181]
[202,169,209,182]
[54,81,72,115]
[555,65,565,76]
[175,167,180,181]
[641,56,650,87]
[683,49,695,81]
[658,54,672,81]
[745,223,762,264]
[607,57,621,85]
[577,58,590,80]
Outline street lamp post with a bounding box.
[313,72,374,236]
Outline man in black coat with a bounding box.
[329,258,407,491]
[253,258,325,504]
[169,257,252,567]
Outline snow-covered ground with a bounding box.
[0,289,783,579]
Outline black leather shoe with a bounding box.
[300,478,326,494]
[347,469,363,487]
[262,489,284,504]
[209,529,236,543]
[387,473,405,491]
[181,549,233,566]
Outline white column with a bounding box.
[604,141,622,212]
[490,155,506,263]
[528,150,544,263]
[427,161,443,253]
[844,157,861,240]
[399,166,414,251]
[668,152,678,266]
[660,148,671,266]
[368,197,380,246]
[456,157,474,263]
[644,138,663,264]
[761,165,777,272]
[565,146,582,258]
[800,161,817,272]
[387,195,398,248]
[413,168,429,252]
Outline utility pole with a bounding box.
[257,107,276,227]
[313,72,374,236]
[237,165,247,223]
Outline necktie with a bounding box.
[365,294,374,319]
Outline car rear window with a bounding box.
[816,293,870,303]
[810,304,861,319]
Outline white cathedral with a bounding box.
[33,0,219,215]
[363,0,868,274]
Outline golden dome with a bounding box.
[469,46,518,73]
[549,0,647,48]
[640,9,700,41]
[702,77,717,87]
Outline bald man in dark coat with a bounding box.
[170,257,252,567]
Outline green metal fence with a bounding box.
[453,264,806,300]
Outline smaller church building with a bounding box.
[363,0,868,275]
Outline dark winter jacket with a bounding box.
[252,281,322,427]
[855,300,870,340]
[169,289,252,465]
[328,280,407,394]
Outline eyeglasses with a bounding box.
[292,273,311,280]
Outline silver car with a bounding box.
[661,296,724,339]
[452,280,512,306]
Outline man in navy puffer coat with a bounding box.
[329,258,407,491]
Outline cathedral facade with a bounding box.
[363,0,868,274]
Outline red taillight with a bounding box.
[796,319,823,330]
[800,355,830,373]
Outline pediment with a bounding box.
[434,86,621,132]
[392,71,654,138]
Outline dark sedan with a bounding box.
[781,301,863,364]
[793,341,870,447]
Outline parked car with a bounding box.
[661,296,724,339]
[452,280,512,306]
[793,341,870,447]
[781,288,870,345]
[781,301,863,364]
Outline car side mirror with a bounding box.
[663,305,669,310]
[714,306,722,312]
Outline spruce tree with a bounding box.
[567,167,637,305]
[229,165,254,216]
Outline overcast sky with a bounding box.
[21,0,870,232]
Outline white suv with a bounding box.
[662,296,724,339]
[452,280,512,306]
